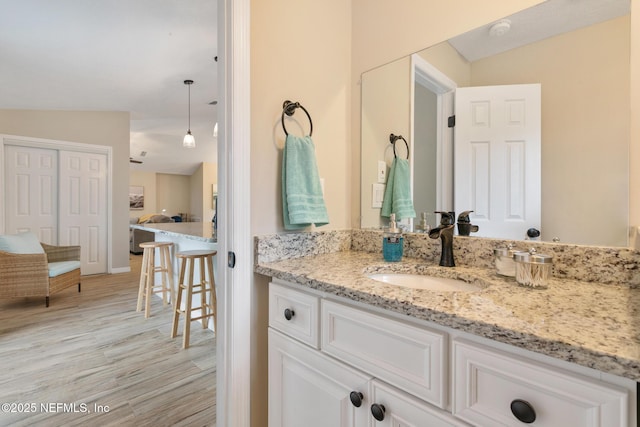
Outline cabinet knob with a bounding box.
[283,308,295,321]
[510,399,536,423]
[370,403,386,421]
[349,391,363,408]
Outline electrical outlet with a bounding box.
[377,160,386,183]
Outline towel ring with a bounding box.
[281,100,313,137]
[389,134,409,159]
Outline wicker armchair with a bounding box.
[0,241,81,307]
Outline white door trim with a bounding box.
[411,55,456,212]
[0,134,113,272]
[217,0,251,425]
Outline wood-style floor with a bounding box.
[0,254,216,427]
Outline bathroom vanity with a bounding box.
[256,231,639,427]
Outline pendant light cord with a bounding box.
[184,79,194,133]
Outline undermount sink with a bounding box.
[367,273,483,292]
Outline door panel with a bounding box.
[455,84,541,240]
[58,151,108,274]
[4,145,58,244]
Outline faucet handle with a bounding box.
[457,210,474,223]
[434,211,455,226]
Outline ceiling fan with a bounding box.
[129,157,143,164]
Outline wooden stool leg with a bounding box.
[144,248,155,318]
[183,258,195,349]
[171,257,187,339]
[158,246,168,306]
[136,248,149,312]
[165,246,175,305]
[207,254,217,332]
[199,256,208,330]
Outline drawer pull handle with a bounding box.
[510,399,536,423]
[284,308,295,321]
[349,391,363,408]
[370,403,385,421]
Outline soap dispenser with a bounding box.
[382,213,404,262]
[415,212,430,234]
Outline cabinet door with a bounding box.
[269,329,371,427]
[368,379,470,427]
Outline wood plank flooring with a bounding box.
[0,254,216,427]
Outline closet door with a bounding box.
[58,151,108,275]
[4,145,58,244]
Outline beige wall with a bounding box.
[250,0,352,236]
[190,162,217,223]
[130,163,216,223]
[630,0,640,233]
[0,109,130,270]
[129,170,157,217]
[156,173,191,218]
[250,0,352,424]
[360,56,411,228]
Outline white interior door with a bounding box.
[4,145,58,244]
[454,83,541,240]
[58,150,108,275]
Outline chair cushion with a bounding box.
[0,232,45,254]
[48,261,81,278]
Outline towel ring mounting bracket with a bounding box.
[389,133,409,159]
[281,100,313,137]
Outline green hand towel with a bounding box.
[381,157,416,220]
[282,135,329,229]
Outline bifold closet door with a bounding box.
[58,150,108,275]
[4,145,59,244]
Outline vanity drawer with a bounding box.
[321,299,447,408]
[452,339,629,427]
[269,281,320,348]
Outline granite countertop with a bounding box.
[131,222,216,243]
[255,250,640,381]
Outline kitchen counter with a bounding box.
[131,221,216,243]
[255,250,640,381]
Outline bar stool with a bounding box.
[171,249,217,349]
[137,241,175,318]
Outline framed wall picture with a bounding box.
[129,185,144,210]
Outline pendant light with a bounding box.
[183,79,195,148]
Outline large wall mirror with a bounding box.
[360,0,630,247]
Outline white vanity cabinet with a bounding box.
[268,279,636,427]
[268,280,467,426]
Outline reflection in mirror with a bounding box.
[360,0,630,247]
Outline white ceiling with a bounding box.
[0,0,218,175]
[448,0,630,62]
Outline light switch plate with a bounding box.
[377,161,386,183]
[372,183,385,208]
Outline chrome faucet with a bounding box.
[429,211,455,267]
